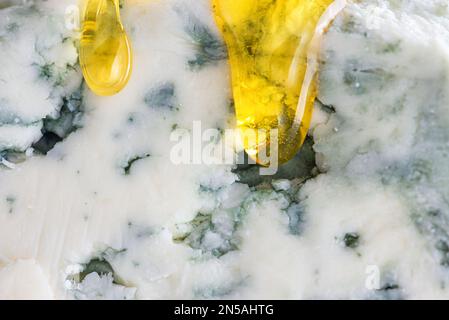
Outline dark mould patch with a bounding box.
[32,85,84,155]
[343,232,360,249]
[183,14,227,70]
[232,136,317,187]
[5,195,15,214]
[144,82,178,111]
[122,153,151,175]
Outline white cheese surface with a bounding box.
[0,0,449,299]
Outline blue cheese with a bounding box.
[1,0,449,300]
[0,2,82,161]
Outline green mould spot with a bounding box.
[285,202,306,236]
[0,150,27,166]
[6,196,15,214]
[193,277,248,299]
[343,232,360,249]
[228,99,235,114]
[127,114,135,124]
[232,136,317,187]
[381,41,401,54]
[32,85,85,155]
[199,184,223,194]
[341,16,356,34]
[369,274,403,300]
[343,61,395,96]
[6,22,19,33]
[184,16,227,70]
[380,283,400,291]
[316,98,336,114]
[79,258,115,282]
[122,153,151,175]
[173,211,239,258]
[436,240,449,267]
[78,248,127,285]
[127,222,154,239]
[37,63,55,81]
[144,83,178,110]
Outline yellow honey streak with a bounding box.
[212,0,335,165]
[79,0,133,96]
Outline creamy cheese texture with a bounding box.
[1,0,449,299]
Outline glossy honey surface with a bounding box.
[79,0,133,96]
[212,0,335,165]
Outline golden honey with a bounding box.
[212,0,339,166]
[79,0,133,96]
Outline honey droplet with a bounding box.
[212,0,345,166]
[79,0,133,96]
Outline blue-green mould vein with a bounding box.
[120,153,151,176]
[144,82,179,111]
[181,13,227,70]
[32,84,85,155]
